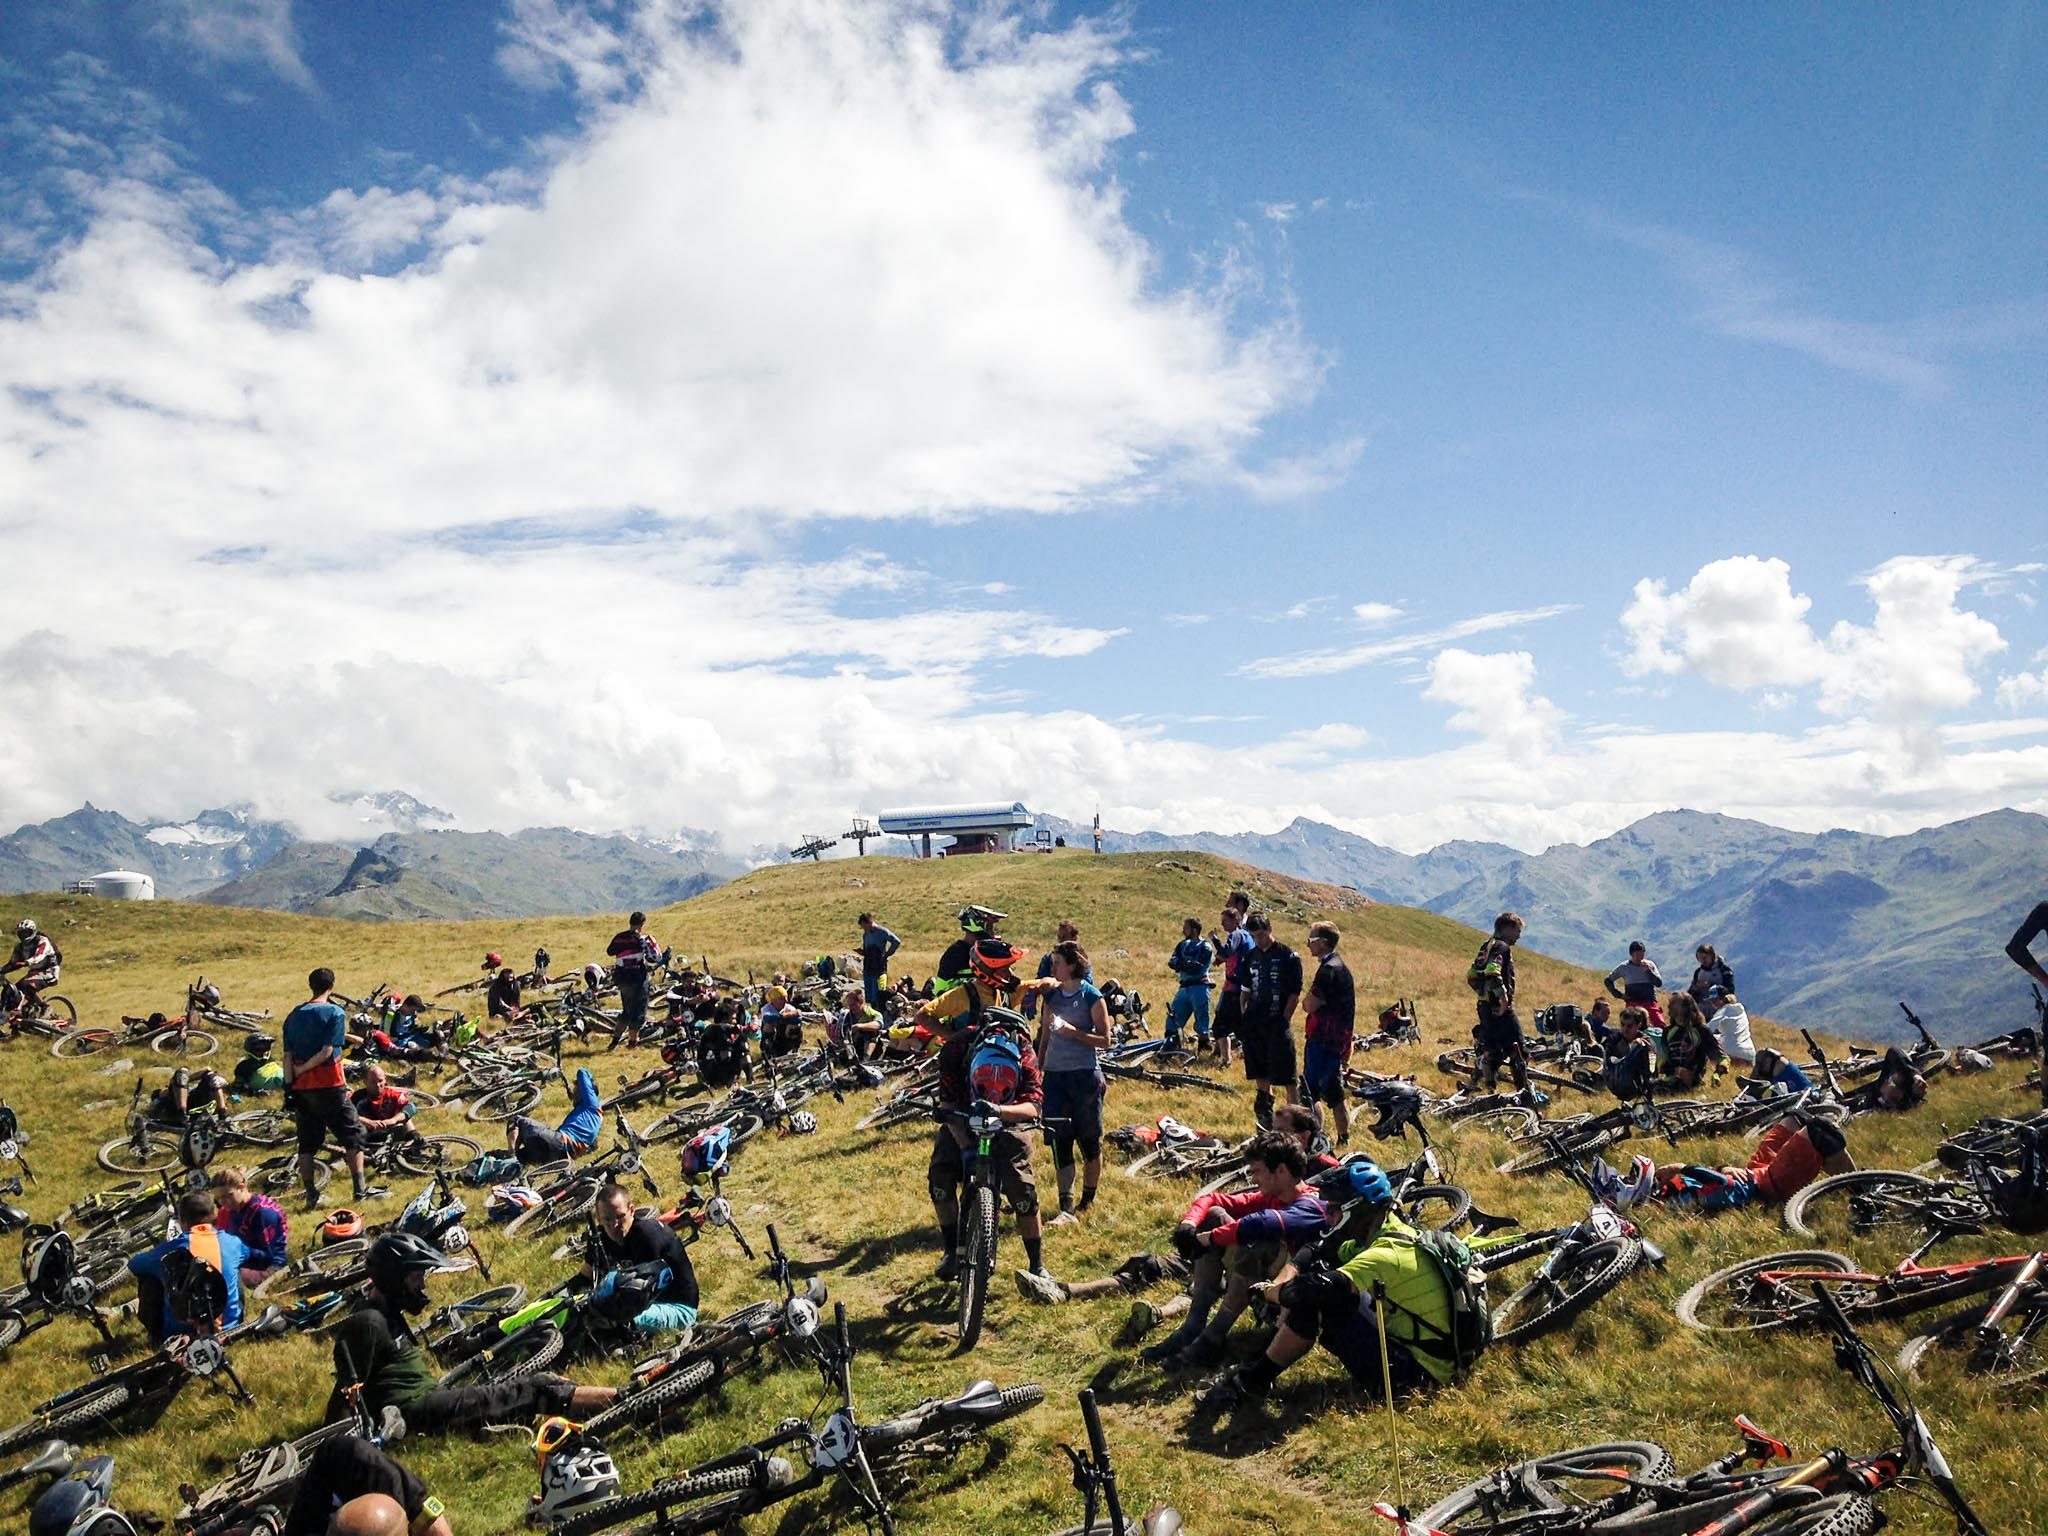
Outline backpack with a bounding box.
[160,1231,230,1335]
[763,1012,803,1059]
[697,1025,748,1089]
[1409,1227,1491,1380]
[1464,940,1505,1003]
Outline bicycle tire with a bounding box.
[0,1385,133,1458]
[1401,1183,1474,1232]
[1896,1289,2048,1388]
[1141,1069,1237,1094]
[552,1462,766,1536]
[254,1153,331,1198]
[228,1109,297,1148]
[1415,1441,1675,1530]
[1498,1128,1623,1177]
[151,1029,220,1059]
[580,1355,720,1440]
[1457,1103,1543,1138]
[421,1285,529,1350]
[1742,1495,1882,1536]
[466,1081,547,1122]
[395,1134,484,1176]
[0,1311,25,1354]
[1194,1163,1255,1200]
[1782,1170,1946,1241]
[52,1027,118,1059]
[957,1184,997,1350]
[30,996,80,1033]
[435,1321,565,1388]
[1491,1238,1641,1345]
[724,1112,766,1148]
[1675,1250,1857,1334]
[504,1185,597,1241]
[98,1129,180,1175]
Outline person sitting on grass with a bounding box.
[506,1068,604,1167]
[1593,1005,1659,1098]
[128,1188,249,1345]
[209,1165,289,1290]
[1137,1131,1329,1374]
[148,1062,234,1125]
[352,1063,417,1147]
[1654,1112,1855,1212]
[1192,1158,1475,1411]
[1658,991,1727,1090]
[831,986,885,1061]
[368,995,443,1062]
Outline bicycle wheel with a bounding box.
[1742,1496,1882,1536]
[957,1184,997,1350]
[1782,1170,1952,1244]
[0,1311,25,1354]
[1675,1250,1857,1334]
[395,1133,484,1176]
[505,1184,599,1241]
[1415,1441,1674,1531]
[724,1111,766,1148]
[552,1463,766,1536]
[580,1355,719,1440]
[1491,1238,1641,1345]
[32,996,80,1033]
[1194,1163,1256,1200]
[0,1385,135,1458]
[466,1081,546,1122]
[228,1108,297,1148]
[1896,1289,2048,1388]
[1497,1128,1623,1177]
[1401,1183,1473,1232]
[98,1129,180,1175]
[1457,1103,1543,1138]
[51,1027,119,1059]
[435,1322,565,1388]
[151,1029,219,1059]
[421,1285,528,1351]
[254,1153,331,1198]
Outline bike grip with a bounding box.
[835,1300,850,1354]
[1080,1388,1108,1460]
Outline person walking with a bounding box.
[1236,913,1302,1130]
[284,967,382,1210]
[1164,918,1214,1050]
[856,913,901,1008]
[1300,922,1355,1145]
[606,911,661,1048]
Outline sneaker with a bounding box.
[1195,1369,1262,1412]
[1139,1323,1199,1365]
[1169,1334,1226,1371]
[1015,1267,1067,1305]
[301,1189,322,1212]
[1047,1208,1079,1228]
[934,1251,961,1283]
[1127,1298,1162,1334]
[355,1184,391,1202]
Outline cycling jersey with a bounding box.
[1170,937,1214,987]
[1216,927,1254,993]
[1604,958,1664,1004]
[1180,1187,1328,1252]
[218,1193,290,1271]
[129,1224,249,1338]
[7,935,58,980]
[1305,952,1355,1052]
[283,999,349,1090]
[591,1214,700,1310]
[327,1302,441,1417]
[1331,1213,1458,1385]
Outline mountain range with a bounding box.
[1036,809,2048,1043]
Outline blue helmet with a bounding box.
[682,1124,732,1182]
[968,1030,1025,1104]
[1340,1158,1393,1207]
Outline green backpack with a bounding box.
[1464,939,1506,1003]
[1410,1227,1492,1380]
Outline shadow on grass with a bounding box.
[811,1227,935,1277]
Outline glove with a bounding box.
[1277,1262,1354,1314]
[971,1098,997,1121]
[1170,1223,1204,1264]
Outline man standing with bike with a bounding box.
[926,939,1051,1285]
[1236,913,1302,1131]
[607,911,662,1048]
[285,968,383,1211]
[857,912,901,1008]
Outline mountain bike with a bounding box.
[1098,1041,1235,1094]
[1416,1285,1987,1534]
[1782,1168,1993,1245]
[1895,1250,2045,1390]
[0,1226,121,1356]
[1495,1090,1716,1177]
[1044,1388,1183,1536]
[0,981,78,1040]
[1930,1109,2048,1173]
[938,1107,1060,1350]
[172,1382,403,1536]
[1677,1218,2041,1335]
[576,1224,829,1442]
[55,1009,217,1061]
[0,1100,34,1185]
[256,1174,486,1298]
[96,1077,295,1174]
[0,1305,289,1457]
[502,1115,664,1242]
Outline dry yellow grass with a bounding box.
[0,851,2035,1533]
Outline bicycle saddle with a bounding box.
[938,1379,1007,1414]
[19,1441,77,1478]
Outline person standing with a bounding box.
[1688,944,1736,1008]
[1604,941,1665,1027]
[1300,922,1355,1145]
[1024,921,1081,1020]
[1035,940,1112,1224]
[856,913,901,1008]
[607,911,661,1048]
[1208,900,1254,1070]
[285,967,381,1210]
[1236,913,1302,1130]
[1471,912,1534,1102]
[1164,918,1214,1050]
[2007,899,2048,1107]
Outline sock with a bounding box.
[1078,1184,1097,1210]
[1023,1235,1044,1271]
[1056,1164,1076,1208]
[940,1222,958,1255]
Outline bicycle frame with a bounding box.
[1754,1230,2033,1311]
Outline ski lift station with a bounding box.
[875,802,1032,858]
[86,869,156,900]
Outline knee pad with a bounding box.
[1282,1301,1324,1343]
[1010,1191,1039,1220]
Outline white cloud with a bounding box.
[1239,604,1576,679]
[159,0,316,91]
[1424,648,1562,753]
[1999,671,2048,710]
[1622,555,2006,732]
[1351,601,1401,626]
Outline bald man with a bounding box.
[282,1436,451,1536]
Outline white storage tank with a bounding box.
[90,869,155,900]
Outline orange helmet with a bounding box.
[969,938,1027,990]
[321,1208,365,1244]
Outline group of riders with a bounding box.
[7,888,2048,1536]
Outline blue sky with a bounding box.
[1,1,2043,854]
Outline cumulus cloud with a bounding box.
[1425,648,1563,753]
[1352,602,1402,626]
[1623,555,2006,730]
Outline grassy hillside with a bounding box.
[0,852,2036,1534]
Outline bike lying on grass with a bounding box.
[1411,1284,1987,1534]
[1044,1388,1183,1536]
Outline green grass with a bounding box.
[0,852,2038,1533]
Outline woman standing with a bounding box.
[1035,940,1113,1224]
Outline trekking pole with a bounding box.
[1370,1280,1406,1515]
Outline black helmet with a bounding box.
[535,947,551,967]
[366,1231,463,1311]
[243,1032,274,1057]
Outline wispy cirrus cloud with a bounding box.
[156,0,315,91]
[1237,604,1577,679]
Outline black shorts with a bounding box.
[1239,1022,1296,1086]
[292,1086,364,1156]
[1213,990,1243,1043]
[405,1373,577,1434]
[1041,1069,1104,1148]
[1476,1009,1525,1055]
